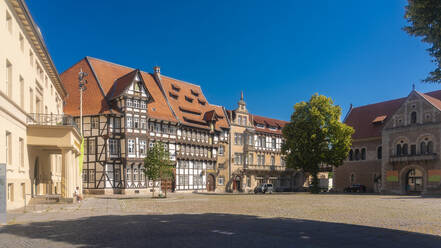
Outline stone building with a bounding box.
[1,0,82,210]
[224,93,302,192]
[335,89,441,194]
[61,57,229,194]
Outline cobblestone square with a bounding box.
[1,193,441,247]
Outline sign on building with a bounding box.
[0,163,6,225]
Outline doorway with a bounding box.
[207,174,215,191]
[406,168,423,193]
[233,175,241,191]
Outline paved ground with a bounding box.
[1,193,441,247]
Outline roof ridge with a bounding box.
[86,56,136,71]
[352,89,441,110]
[252,114,288,122]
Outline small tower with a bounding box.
[237,91,247,112]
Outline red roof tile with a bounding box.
[252,115,288,135]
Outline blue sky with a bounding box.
[27,0,440,121]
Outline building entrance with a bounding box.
[406,168,423,193]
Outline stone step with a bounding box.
[29,195,61,205]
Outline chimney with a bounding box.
[153,66,160,75]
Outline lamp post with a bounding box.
[78,68,88,135]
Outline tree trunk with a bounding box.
[152,184,155,198]
[311,172,320,194]
[165,181,168,198]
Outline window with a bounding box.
[396,144,402,156]
[402,144,408,155]
[133,100,139,109]
[21,183,25,200]
[219,145,224,156]
[126,166,132,184]
[29,50,34,67]
[349,149,353,161]
[6,59,12,98]
[19,33,24,52]
[258,155,265,165]
[6,11,12,33]
[6,132,11,165]
[126,116,133,128]
[140,101,146,109]
[243,116,247,126]
[169,126,176,135]
[133,117,139,129]
[427,141,434,154]
[88,139,96,154]
[234,133,243,145]
[133,167,138,181]
[91,117,99,129]
[109,139,119,155]
[19,76,24,108]
[355,149,360,160]
[126,99,132,107]
[411,111,417,124]
[140,140,146,155]
[128,139,135,155]
[141,118,147,129]
[155,123,161,133]
[218,176,225,185]
[377,146,382,160]
[271,156,275,165]
[50,84,53,96]
[238,116,242,125]
[420,142,426,155]
[19,138,24,167]
[248,153,254,165]
[29,88,33,112]
[218,163,224,169]
[114,117,121,128]
[234,153,243,165]
[411,144,416,156]
[361,148,366,160]
[7,183,13,202]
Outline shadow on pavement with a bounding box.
[0,213,440,248]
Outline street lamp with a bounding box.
[78,68,88,135]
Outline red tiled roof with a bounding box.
[159,75,229,130]
[345,90,441,140]
[252,114,288,135]
[61,57,177,122]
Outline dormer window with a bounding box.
[185,96,193,103]
[191,89,199,97]
[198,99,206,105]
[256,124,265,128]
[269,126,277,131]
[169,92,178,100]
[172,84,180,92]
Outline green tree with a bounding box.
[404,0,441,83]
[143,142,174,198]
[282,94,354,193]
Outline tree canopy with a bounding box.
[282,94,354,193]
[143,142,174,197]
[404,0,441,83]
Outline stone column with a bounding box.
[61,149,73,199]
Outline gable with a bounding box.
[384,91,441,129]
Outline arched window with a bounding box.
[377,146,382,159]
[420,142,427,155]
[427,141,434,154]
[396,144,402,156]
[355,149,360,160]
[411,111,417,124]
[402,144,408,155]
[411,144,416,155]
[349,149,353,161]
[361,148,366,160]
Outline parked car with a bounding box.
[344,184,366,193]
[254,183,273,194]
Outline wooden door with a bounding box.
[207,174,215,191]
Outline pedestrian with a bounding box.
[74,187,82,203]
